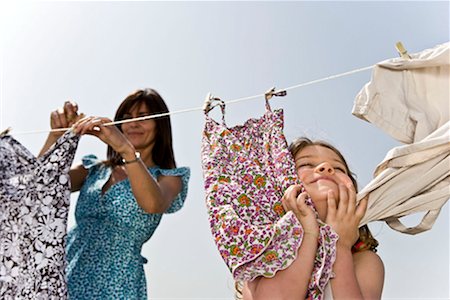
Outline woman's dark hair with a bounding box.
[289,137,379,252]
[107,88,177,169]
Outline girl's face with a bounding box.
[294,145,353,205]
[120,102,157,152]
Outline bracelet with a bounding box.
[121,152,141,164]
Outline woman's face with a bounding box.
[120,102,157,152]
[294,145,353,205]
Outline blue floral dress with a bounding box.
[65,155,190,300]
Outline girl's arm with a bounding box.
[331,245,384,299]
[243,185,319,300]
[327,184,384,299]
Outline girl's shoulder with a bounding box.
[353,249,385,298]
[353,249,384,271]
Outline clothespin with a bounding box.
[395,41,411,59]
[0,127,11,137]
[264,87,287,101]
[203,92,225,114]
[203,92,213,113]
[264,87,287,112]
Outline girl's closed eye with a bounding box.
[334,166,346,173]
[297,163,314,169]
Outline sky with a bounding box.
[0,1,449,299]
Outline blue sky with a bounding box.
[1,1,449,299]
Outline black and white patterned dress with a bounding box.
[0,130,79,299]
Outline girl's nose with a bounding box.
[315,162,334,174]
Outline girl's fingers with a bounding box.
[282,185,302,212]
[337,184,349,218]
[355,196,368,220]
[295,192,312,217]
[327,190,337,219]
[281,195,288,212]
[346,183,357,214]
[286,185,302,199]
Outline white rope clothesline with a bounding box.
[8,65,374,136]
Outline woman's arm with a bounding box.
[121,150,182,213]
[39,101,87,193]
[243,185,319,300]
[73,116,181,213]
[69,164,89,192]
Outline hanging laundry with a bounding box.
[353,42,450,234]
[0,130,79,299]
[201,100,337,299]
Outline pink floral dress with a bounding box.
[201,104,338,299]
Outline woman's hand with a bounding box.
[72,116,134,156]
[39,101,84,157]
[49,101,83,138]
[282,185,319,237]
[325,183,368,249]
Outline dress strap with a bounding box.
[264,87,287,112]
[203,92,226,125]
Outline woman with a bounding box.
[40,88,190,299]
[240,137,384,299]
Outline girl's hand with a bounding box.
[72,116,134,155]
[282,185,319,237]
[325,183,368,249]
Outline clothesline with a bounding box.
[8,65,374,135]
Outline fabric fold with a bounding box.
[353,42,450,234]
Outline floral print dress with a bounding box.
[65,155,190,300]
[0,130,79,299]
[201,104,338,299]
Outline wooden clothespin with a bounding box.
[203,92,224,114]
[203,92,213,113]
[0,127,11,137]
[395,41,411,59]
[264,87,287,101]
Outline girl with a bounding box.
[241,137,384,299]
